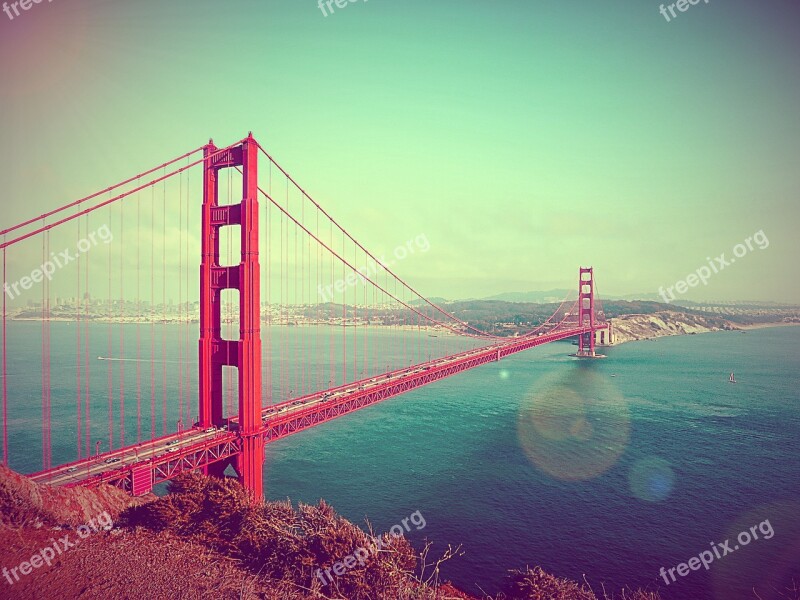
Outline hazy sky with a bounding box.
[1,0,799,302]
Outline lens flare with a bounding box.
[628,457,675,502]
[517,368,629,481]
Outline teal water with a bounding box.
[264,327,800,600]
[3,325,799,599]
[2,321,481,474]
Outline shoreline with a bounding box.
[5,317,452,334]
[608,321,799,347]
[7,316,799,341]
[736,322,800,331]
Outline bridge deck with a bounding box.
[30,325,606,492]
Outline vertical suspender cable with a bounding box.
[178,169,184,426]
[41,229,50,470]
[150,186,156,438]
[119,197,125,446]
[341,229,345,385]
[300,196,304,396]
[107,204,113,450]
[84,213,91,457]
[136,185,142,443]
[282,178,285,397]
[266,165,272,406]
[294,197,299,396]
[185,159,192,423]
[353,239,357,381]
[162,170,167,434]
[74,220,81,461]
[1,246,7,466]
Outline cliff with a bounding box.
[609,311,738,344]
[0,464,152,528]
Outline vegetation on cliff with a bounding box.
[122,473,453,599]
[4,453,798,598]
[0,466,669,599]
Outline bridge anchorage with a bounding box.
[8,132,609,503]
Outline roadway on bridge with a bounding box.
[256,342,501,422]
[31,340,507,486]
[31,429,221,486]
[30,331,596,488]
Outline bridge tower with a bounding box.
[199,134,264,502]
[576,267,598,358]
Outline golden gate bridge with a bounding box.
[0,134,609,502]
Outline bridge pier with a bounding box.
[236,435,265,498]
[203,461,228,479]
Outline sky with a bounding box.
[1,0,799,303]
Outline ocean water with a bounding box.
[264,327,800,600]
[1,321,481,474]
[3,325,799,599]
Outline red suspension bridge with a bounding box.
[0,134,609,503]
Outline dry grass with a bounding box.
[0,466,671,600]
[486,566,661,600]
[122,472,464,599]
[121,474,669,600]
